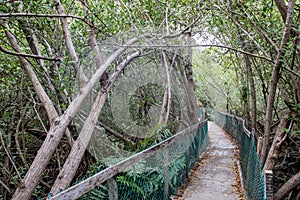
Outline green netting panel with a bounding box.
[77,122,208,200]
[213,111,265,200]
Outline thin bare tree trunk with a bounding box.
[159,51,178,124]
[240,33,257,130]
[159,52,168,123]
[251,58,269,110]
[79,0,103,69]
[11,38,138,200]
[239,32,256,129]
[263,109,291,172]
[176,59,196,125]
[248,62,256,131]
[186,32,199,124]
[51,87,110,194]
[242,70,250,127]
[162,51,172,123]
[51,50,141,194]
[15,103,29,168]
[274,0,287,22]
[54,0,88,87]
[261,0,295,164]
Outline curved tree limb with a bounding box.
[2,21,58,125]
[274,171,300,200]
[17,18,74,146]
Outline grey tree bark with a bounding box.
[263,109,291,172]
[11,38,138,200]
[50,50,141,194]
[261,0,295,164]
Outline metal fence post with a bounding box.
[264,170,273,200]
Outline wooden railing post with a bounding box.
[107,177,118,200]
[264,170,273,200]
[257,137,263,158]
[163,149,169,200]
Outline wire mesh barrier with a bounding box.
[212,111,266,200]
[48,120,208,200]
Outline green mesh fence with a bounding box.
[213,111,265,200]
[49,121,208,200]
[115,123,208,200]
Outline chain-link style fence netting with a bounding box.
[49,120,208,200]
[212,111,265,200]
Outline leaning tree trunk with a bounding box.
[263,109,291,172]
[17,19,74,146]
[247,60,257,131]
[159,51,170,124]
[186,32,199,124]
[11,38,138,200]
[2,22,58,124]
[50,50,141,194]
[261,0,295,164]
[238,30,254,129]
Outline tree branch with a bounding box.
[161,15,202,39]
[274,0,288,22]
[0,13,103,33]
[54,0,88,88]
[0,45,60,61]
[274,171,300,200]
[119,43,274,63]
[0,179,11,194]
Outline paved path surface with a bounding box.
[179,121,241,200]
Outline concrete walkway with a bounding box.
[177,121,242,200]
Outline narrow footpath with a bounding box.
[175,121,242,200]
